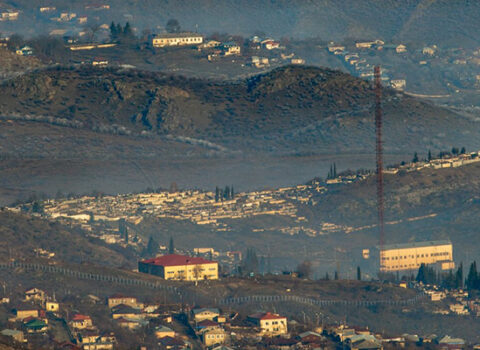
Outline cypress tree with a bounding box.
[168,237,174,254]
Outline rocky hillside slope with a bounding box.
[0,65,477,156]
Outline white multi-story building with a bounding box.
[152,32,203,48]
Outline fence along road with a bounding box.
[0,261,426,307]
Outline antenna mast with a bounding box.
[374,66,385,272]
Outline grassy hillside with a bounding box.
[0,210,134,267]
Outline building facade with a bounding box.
[152,33,203,48]
[247,312,288,335]
[138,254,218,281]
[380,240,454,272]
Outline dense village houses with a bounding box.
[139,254,219,280]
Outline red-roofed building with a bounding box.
[70,314,94,330]
[247,312,288,335]
[138,254,218,281]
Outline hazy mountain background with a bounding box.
[1,0,480,48]
[0,65,478,204]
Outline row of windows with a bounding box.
[382,252,450,260]
[264,320,285,325]
[155,37,202,43]
[207,334,224,339]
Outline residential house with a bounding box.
[107,294,142,309]
[39,6,56,12]
[77,16,88,24]
[0,10,19,21]
[92,58,108,67]
[11,307,39,321]
[201,327,227,347]
[422,46,437,55]
[155,325,175,339]
[139,254,219,281]
[24,288,46,302]
[297,331,326,346]
[159,336,188,349]
[152,32,203,48]
[115,317,143,330]
[396,44,407,53]
[192,308,220,322]
[200,40,221,49]
[78,331,116,350]
[291,58,305,65]
[70,315,94,330]
[0,329,25,342]
[16,46,33,56]
[251,56,269,68]
[111,305,143,320]
[391,79,406,91]
[196,319,219,331]
[247,312,288,335]
[262,40,280,50]
[328,43,345,53]
[222,41,241,56]
[355,40,384,49]
[46,301,60,312]
[23,318,48,334]
[449,304,468,315]
[439,335,465,350]
[350,339,383,350]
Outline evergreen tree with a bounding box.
[230,185,234,199]
[123,22,132,36]
[110,21,117,39]
[357,266,361,281]
[333,163,337,177]
[428,149,432,161]
[118,218,126,236]
[452,147,459,155]
[325,272,330,280]
[168,237,174,254]
[242,248,259,275]
[334,271,339,280]
[466,261,478,290]
[412,152,419,163]
[224,186,230,200]
[259,256,265,275]
[124,227,128,244]
[460,147,466,154]
[455,263,463,289]
[416,263,426,283]
[215,186,220,202]
[146,236,159,256]
[166,19,181,33]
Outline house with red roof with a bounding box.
[138,254,218,281]
[247,312,288,335]
[70,314,94,330]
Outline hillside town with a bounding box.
[1,254,480,350]
[7,148,480,251]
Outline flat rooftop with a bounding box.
[381,240,452,251]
